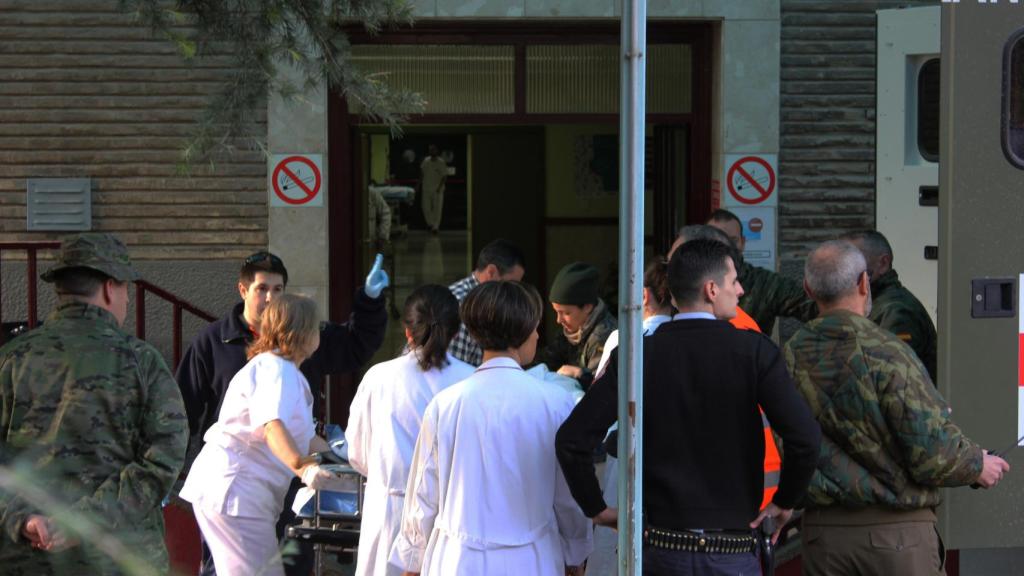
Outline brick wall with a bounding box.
[0,0,266,260]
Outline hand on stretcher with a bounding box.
[301,463,362,493]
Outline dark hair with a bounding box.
[668,239,734,308]
[240,251,289,288]
[707,208,743,234]
[52,267,114,298]
[403,285,461,371]
[475,239,525,276]
[643,259,672,310]
[676,224,743,263]
[839,229,894,264]
[461,281,542,351]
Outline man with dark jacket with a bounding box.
[785,240,1008,576]
[841,229,938,382]
[556,239,821,575]
[706,209,817,335]
[175,251,389,576]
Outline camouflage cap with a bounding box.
[40,232,141,283]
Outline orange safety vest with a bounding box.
[729,307,782,510]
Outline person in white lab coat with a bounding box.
[180,294,340,576]
[348,285,474,576]
[390,281,593,576]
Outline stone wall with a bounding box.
[778,0,937,267]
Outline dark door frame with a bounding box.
[326,21,713,421]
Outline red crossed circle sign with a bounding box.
[726,156,776,205]
[272,156,321,205]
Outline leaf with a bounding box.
[177,38,198,60]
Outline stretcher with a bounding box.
[287,423,365,576]
[287,462,365,576]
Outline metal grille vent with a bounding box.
[26,178,92,231]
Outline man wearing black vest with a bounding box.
[555,239,821,575]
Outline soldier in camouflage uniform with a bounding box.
[706,209,817,335]
[539,262,616,392]
[784,240,1008,576]
[0,233,188,576]
[842,229,938,382]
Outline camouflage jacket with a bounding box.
[869,269,938,383]
[784,310,982,510]
[737,261,817,335]
[0,302,188,575]
[539,300,617,391]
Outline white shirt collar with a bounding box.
[672,311,716,321]
[476,356,522,370]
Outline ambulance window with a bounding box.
[917,58,940,163]
[1005,30,1024,168]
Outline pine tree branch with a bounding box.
[120,0,424,168]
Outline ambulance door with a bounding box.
[940,0,1024,557]
[876,6,940,321]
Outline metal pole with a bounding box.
[617,1,646,574]
[27,249,38,329]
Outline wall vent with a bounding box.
[26,178,91,231]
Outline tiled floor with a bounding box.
[370,229,471,367]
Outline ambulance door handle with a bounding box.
[970,278,1017,318]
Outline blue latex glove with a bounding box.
[364,253,389,299]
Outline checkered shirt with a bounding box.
[448,274,483,366]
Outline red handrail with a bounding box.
[0,241,59,336]
[1,241,215,368]
[134,279,216,367]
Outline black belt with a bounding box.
[643,526,757,555]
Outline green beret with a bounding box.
[41,232,141,283]
[549,262,599,306]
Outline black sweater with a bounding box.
[555,318,821,531]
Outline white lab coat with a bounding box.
[390,356,593,575]
[347,351,474,576]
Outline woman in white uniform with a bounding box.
[390,281,593,576]
[347,285,473,576]
[180,294,338,576]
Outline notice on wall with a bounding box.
[722,154,778,208]
[731,206,777,272]
[269,154,323,207]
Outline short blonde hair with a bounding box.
[247,293,320,363]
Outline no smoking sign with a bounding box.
[269,154,323,207]
[723,154,777,207]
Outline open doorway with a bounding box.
[325,22,711,423]
[357,126,546,367]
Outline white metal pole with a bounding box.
[617,0,646,574]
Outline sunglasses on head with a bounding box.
[245,252,284,267]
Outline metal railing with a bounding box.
[0,241,215,368]
[0,241,60,337]
[134,279,216,367]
